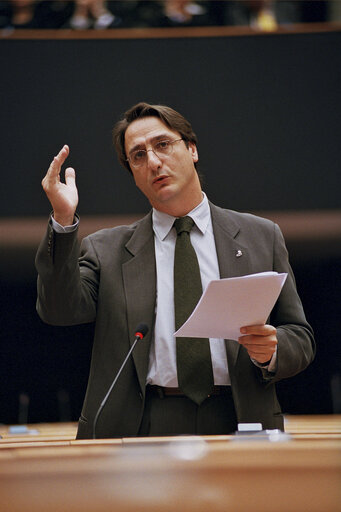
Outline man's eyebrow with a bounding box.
[128,133,174,154]
[150,133,173,143]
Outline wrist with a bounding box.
[53,212,75,227]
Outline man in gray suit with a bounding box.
[36,102,315,439]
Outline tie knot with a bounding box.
[174,216,194,235]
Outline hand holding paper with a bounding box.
[238,323,278,364]
[174,272,287,341]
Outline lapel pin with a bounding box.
[235,250,243,258]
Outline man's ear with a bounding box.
[188,142,198,163]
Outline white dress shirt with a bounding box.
[146,193,230,386]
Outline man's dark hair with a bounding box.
[113,102,199,174]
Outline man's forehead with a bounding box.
[125,116,180,150]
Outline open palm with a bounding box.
[42,145,79,226]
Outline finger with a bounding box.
[243,342,276,353]
[242,343,276,360]
[240,324,276,336]
[65,167,76,187]
[249,347,276,359]
[47,145,69,179]
[238,335,277,346]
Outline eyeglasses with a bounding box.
[126,138,184,168]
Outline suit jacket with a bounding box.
[36,202,315,438]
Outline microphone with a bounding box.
[92,323,149,439]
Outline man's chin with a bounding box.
[150,186,178,209]
[154,182,176,198]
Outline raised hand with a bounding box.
[42,145,78,226]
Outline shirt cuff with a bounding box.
[51,215,79,233]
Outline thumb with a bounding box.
[65,167,76,187]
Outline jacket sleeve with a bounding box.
[35,219,99,326]
[265,222,316,382]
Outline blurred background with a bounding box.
[0,0,341,30]
[0,0,340,426]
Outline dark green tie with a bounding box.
[174,216,214,405]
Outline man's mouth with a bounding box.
[152,175,169,185]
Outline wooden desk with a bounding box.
[1,416,340,512]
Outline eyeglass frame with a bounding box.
[126,138,184,169]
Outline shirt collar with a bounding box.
[152,192,210,241]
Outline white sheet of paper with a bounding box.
[174,272,287,341]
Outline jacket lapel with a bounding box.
[210,203,250,371]
[122,211,156,394]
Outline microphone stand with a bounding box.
[92,327,147,439]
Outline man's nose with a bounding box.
[146,148,162,169]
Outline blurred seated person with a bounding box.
[1,0,40,29]
[0,0,72,29]
[64,0,121,29]
[227,0,300,30]
[158,0,216,27]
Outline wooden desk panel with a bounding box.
[1,416,340,512]
[0,440,340,512]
